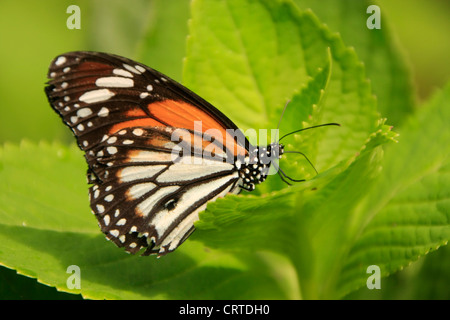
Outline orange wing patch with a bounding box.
[147,100,247,157]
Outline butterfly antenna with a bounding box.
[284,150,318,175]
[279,123,340,141]
[276,123,339,179]
[272,161,291,186]
[272,161,306,185]
[277,170,292,186]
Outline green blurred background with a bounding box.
[0,0,448,299]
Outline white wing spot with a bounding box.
[114,209,120,217]
[63,67,71,73]
[123,64,141,74]
[61,82,68,89]
[107,136,117,144]
[70,116,78,124]
[123,139,134,145]
[110,230,119,237]
[64,96,70,102]
[79,89,115,104]
[133,128,144,136]
[113,68,134,78]
[77,124,84,131]
[98,107,110,117]
[147,85,153,91]
[107,146,118,155]
[55,56,67,66]
[119,235,126,243]
[103,215,110,226]
[104,194,114,202]
[116,218,126,226]
[135,65,146,73]
[139,92,149,99]
[77,108,93,118]
[96,204,105,213]
[95,76,134,88]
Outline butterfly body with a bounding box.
[45,51,283,256]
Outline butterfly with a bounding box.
[45,51,337,256]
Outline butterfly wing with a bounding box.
[45,51,247,255]
[45,51,247,153]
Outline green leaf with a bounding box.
[187,0,450,300]
[338,83,450,297]
[184,0,380,181]
[344,245,450,300]
[195,120,396,299]
[0,142,93,232]
[293,0,417,126]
